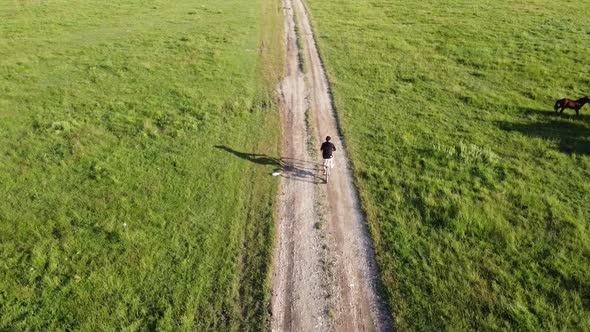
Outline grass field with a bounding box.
[305,0,590,330]
[0,0,283,330]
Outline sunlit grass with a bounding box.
[0,0,283,329]
[306,0,590,330]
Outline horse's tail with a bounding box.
[554,100,562,111]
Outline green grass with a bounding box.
[0,0,283,330]
[305,0,590,330]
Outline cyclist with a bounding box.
[320,136,336,176]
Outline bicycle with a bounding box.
[320,136,336,184]
[323,157,333,184]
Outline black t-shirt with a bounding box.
[320,142,336,159]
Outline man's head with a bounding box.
[325,136,331,142]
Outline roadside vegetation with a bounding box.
[305,0,590,330]
[0,0,283,330]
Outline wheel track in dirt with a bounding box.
[271,0,393,331]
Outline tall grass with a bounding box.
[0,0,283,329]
[305,0,590,330]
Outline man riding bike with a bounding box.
[320,136,336,182]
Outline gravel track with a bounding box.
[270,0,393,331]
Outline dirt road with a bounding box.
[271,0,393,331]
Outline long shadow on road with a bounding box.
[215,145,281,166]
[214,146,324,184]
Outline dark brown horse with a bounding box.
[554,96,589,116]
